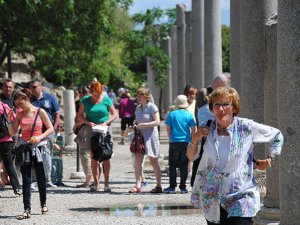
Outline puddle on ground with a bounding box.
[96,203,200,217]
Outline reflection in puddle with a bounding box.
[97,203,200,217]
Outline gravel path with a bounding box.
[0,122,207,225]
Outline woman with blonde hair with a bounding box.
[7,90,54,219]
[76,81,117,192]
[129,87,162,193]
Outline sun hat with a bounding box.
[174,95,189,109]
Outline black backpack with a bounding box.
[0,103,9,138]
[91,132,113,162]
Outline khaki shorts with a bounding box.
[80,148,92,176]
[79,126,94,176]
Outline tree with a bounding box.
[124,7,175,114]
[222,25,230,72]
[0,0,133,87]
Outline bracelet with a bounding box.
[267,156,274,162]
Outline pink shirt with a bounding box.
[0,102,14,143]
[19,107,43,142]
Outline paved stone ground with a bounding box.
[0,120,207,225]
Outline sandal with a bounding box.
[129,186,142,193]
[104,186,112,193]
[149,186,163,193]
[17,209,31,220]
[41,205,48,215]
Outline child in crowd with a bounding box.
[51,123,65,186]
[164,95,196,194]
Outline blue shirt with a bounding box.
[165,109,196,143]
[197,103,215,126]
[31,92,59,123]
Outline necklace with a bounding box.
[217,126,229,136]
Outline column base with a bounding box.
[70,171,86,179]
[254,207,280,225]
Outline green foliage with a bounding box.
[124,7,175,89]
[0,0,133,87]
[222,25,230,72]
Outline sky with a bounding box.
[129,0,230,26]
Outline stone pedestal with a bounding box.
[277,0,300,224]
[191,0,205,88]
[204,0,222,86]
[254,207,280,225]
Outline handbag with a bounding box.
[14,108,40,167]
[91,131,113,162]
[130,127,145,154]
[15,144,32,167]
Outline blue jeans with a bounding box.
[20,156,47,211]
[0,141,21,191]
[168,142,189,189]
[51,158,63,183]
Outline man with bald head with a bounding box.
[195,74,229,113]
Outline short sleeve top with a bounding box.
[81,95,112,124]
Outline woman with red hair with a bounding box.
[76,81,117,192]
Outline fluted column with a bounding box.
[176,4,187,92]
[230,0,241,93]
[277,1,300,224]
[204,0,222,86]
[161,37,172,118]
[171,26,178,99]
[191,0,205,89]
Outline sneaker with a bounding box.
[54,182,67,187]
[163,186,176,194]
[46,182,57,188]
[180,187,188,194]
[31,182,37,191]
[141,181,148,187]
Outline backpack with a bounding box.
[0,103,9,138]
[130,127,145,154]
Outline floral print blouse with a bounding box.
[191,117,284,223]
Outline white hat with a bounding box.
[174,95,189,109]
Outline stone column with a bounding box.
[255,16,280,225]
[277,1,300,224]
[146,57,160,104]
[63,90,76,150]
[176,4,187,92]
[185,11,193,85]
[204,0,222,86]
[161,37,172,119]
[230,0,241,93]
[191,0,205,89]
[240,0,277,159]
[171,26,178,99]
